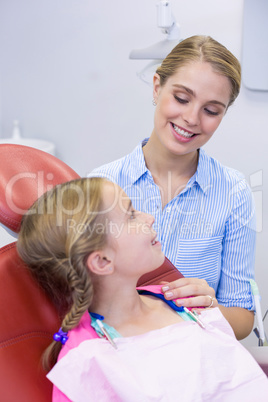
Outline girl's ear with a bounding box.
[86,250,114,276]
[153,73,161,101]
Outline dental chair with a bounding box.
[0,144,80,402]
[0,144,182,402]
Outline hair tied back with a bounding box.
[53,328,69,345]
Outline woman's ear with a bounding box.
[86,250,114,276]
[153,73,161,101]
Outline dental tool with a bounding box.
[250,279,267,346]
[184,307,206,329]
[96,319,118,349]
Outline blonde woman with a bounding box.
[89,35,255,340]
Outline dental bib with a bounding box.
[47,308,268,401]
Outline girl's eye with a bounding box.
[204,108,219,116]
[129,210,136,220]
[174,95,188,104]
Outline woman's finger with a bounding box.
[162,277,208,291]
[162,283,215,300]
[174,295,218,309]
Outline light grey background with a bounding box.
[0,0,267,346]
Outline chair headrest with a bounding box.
[0,144,80,233]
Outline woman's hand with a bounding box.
[161,277,218,310]
[161,278,254,339]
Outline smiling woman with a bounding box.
[89,35,256,340]
[151,61,231,155]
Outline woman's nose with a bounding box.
[182,105,200,126]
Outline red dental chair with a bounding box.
[0,144,182,402]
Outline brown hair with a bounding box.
[17,177,108,370]
[156,35,241,107]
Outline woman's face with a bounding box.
[152,61,232,157]
[102,182,165,277]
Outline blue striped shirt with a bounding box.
[89,139,256,310]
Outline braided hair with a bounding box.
[17,177,109,370]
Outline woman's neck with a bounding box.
[143,135,199,180]
[143,135,199,208]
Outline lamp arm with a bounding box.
[156,1,180,40]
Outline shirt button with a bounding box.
[166,207,171,212]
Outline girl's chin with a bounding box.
[151,253,166,271]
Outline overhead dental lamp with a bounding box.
[129,1,181,60]
[129,1,181,86]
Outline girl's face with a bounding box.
[152,61,232,157]
[102,182,165,277]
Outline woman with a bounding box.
[89,35,256,339]
[17,178,267,401]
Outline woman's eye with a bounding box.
[174,95,188,104]
[204,108,219,116]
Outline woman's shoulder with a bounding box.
[88,142,143,182]
[200,148,247,186]
[88,141,148,187]
[88,155,129,182]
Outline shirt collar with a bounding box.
[129,139,211,193]
[128,138,150,183]
[191,148,211,194]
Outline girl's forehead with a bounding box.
[102,182,130,214]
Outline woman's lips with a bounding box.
[171,123,197,142]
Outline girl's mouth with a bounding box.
[151,235,160,246]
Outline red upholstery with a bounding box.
[0,144,80,232]
[0,243,60,402]
[0,144,183,401]
[0,145,80,401]
[137,256,183,286]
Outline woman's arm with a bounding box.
[216,177,256,339]
[218,305,254,340]
[162,177,256,339]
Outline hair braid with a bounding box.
[43,257,94,370]
[17,177,109,371]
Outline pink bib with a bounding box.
[48,308,268,401]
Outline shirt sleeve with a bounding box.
[216,178,256,309]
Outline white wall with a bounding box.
[0,0,267,345]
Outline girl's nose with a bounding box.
[140,212,155,227]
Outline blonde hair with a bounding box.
[156,35,241,107]
[17,177,108,370]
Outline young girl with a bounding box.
[17,177,267,401]
[89,35,256,340]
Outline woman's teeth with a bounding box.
[172,123,194,138]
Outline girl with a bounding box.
[89,35,256,339]
[17,177,267,401]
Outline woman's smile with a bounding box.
[170,122,198,142]
[151,61,231,157]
